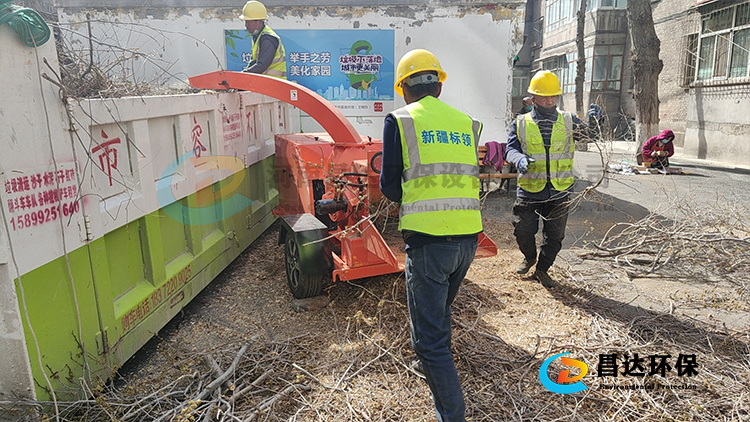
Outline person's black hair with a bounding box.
[403,81,440,99]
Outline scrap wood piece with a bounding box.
[196,344,250,401]
[154,344,251,422]
[243,383,312,421]
[228,369,274,404]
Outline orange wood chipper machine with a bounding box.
[189,71,497,298]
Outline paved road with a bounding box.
[482,141,750,332]
[483,143,750,246]
[568,142,750,245]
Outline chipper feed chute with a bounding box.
[189,71,498,299]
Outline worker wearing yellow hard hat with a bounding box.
[381,48,482,422]
[239,1,286,79]
[505,70,590,288]
[393,48,447,97]
[527,69,564,96]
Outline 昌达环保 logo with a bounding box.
[538,353,589,394]
[538,352,699,394]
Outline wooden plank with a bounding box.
[479,173,517,179]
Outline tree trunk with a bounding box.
[575,0,587,116]
[627,0,663,151]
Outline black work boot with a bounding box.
[533,270,556,288]
[515,257,537,274]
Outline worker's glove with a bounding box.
[518,157,536,174]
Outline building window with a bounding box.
[563,53,578,93]
[512,71,530,97]
[731,29,749,77]
[696,3,750,82]
[546,0,579,32]
[597,0,628,9]
[545,0,627,32]
[546,0,628,31]
[587,0,627,12]
[681,33,699,87]
[539,46,622,95]
[590,45,623,90]
[542,56,566,87]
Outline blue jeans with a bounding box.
[405,237,478,422]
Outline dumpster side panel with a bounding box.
[12,96,286,401]
[62,93,285,399]
[12,248,101,398]
[1,86,286,403]
[1,18,288,402]
[0,23,87,402]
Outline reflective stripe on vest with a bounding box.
[517,111,574,193]
[252,26,287,79]
[390,96,483,236]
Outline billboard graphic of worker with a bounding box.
[225,29,395,102]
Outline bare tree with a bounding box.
[627,0,663,149]
[575,0,588,116]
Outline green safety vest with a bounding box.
[390,96,483,236]
[252,26,287,79]
[517,111,575,193]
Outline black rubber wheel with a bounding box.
[285,236,323,299]
[370,151,383,174]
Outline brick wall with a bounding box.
[652,0,701,147]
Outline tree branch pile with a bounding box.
[46,18,206,99]
[1,151,747,421]
[2,262,745,421]
[579,196,750,300]
[1,335,315,421]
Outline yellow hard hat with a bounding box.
[528,70,562,96]
[240,1,267,20]
[394,49,447,97]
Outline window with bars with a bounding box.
[681,33,699,87]
[695,2,750,82]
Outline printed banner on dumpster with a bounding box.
[1,162,82,273]
[225,28,395,116]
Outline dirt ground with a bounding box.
[27,161,750,421]
[94,182,749,421]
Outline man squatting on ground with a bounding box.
[379,49,483,422]
[239,1,287,79]
[505,70,589,288]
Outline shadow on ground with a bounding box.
[549,282,750,363]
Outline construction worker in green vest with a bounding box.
[505,70,588,288]
[239,1,286,79]
[380,49,482,422]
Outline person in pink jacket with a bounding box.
[642,129,675,169]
